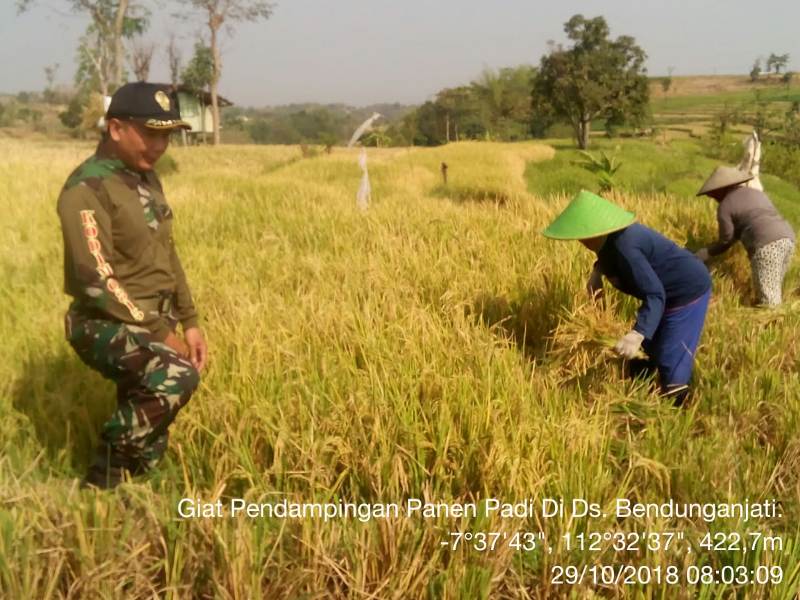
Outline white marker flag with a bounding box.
[738,130,764,191]
[356,148,370,211]
[348,112,382,148]
[97,95,113,130]
[348,113,382,211]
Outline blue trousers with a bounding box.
[642,289,711,390]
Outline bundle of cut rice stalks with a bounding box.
[547,298,647,384]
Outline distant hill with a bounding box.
[222,102,417,145]
[642,73,800,142]
[649,74,795,98]
[231,102,415,124]
[5,75,798,145]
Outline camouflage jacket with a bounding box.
[57,142,198,341]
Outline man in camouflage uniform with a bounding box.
[57,82,208,488]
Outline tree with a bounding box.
[743,91,787,141]
[435,86,484,142]
[248,118,300,145]
[750,58,762,82]
[59,96,85,129]
[362,129,391,148]
[18,1,148,95]
[774,53,790,74]
[401,65,537,146]
[532,15,649,149]
[166,34,182,86]
[181,42,214,92]
[472,66,536,140]
[74,26,113,96]
[766,53,776,74]
[765,53,790,75]
[764,53,789,78]
[704,104,742,161]
[288,108,346,144]
[43,63,60,103]
[129,40,155,81]
[661,66,674,93]
[408,101,447,145]
[179,0,275,144]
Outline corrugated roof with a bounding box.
[175,85,233,107]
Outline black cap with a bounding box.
[106,82,191,130]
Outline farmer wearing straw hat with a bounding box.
[57,82,207,488]
[695,166,795,306]
[543,191,712,405]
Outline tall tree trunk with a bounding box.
[112,0,129,90]
[84,45,109,96]
[167,35,181,86]
[209,19,222,146]
[577,115,591,149]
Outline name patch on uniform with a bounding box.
[79,210,144,321]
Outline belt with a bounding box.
[69,290,175,320]
[135,291,175,315]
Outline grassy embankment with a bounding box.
[1,137,799,598]
[648,75,800,139]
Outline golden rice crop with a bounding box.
[1,136,799,598]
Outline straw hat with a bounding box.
[697,166,754,196]
[542,190,636,240]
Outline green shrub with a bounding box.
[59,97,84,130]
[763,142,800,188]
[155,152,179,176]
[576,149,623,192]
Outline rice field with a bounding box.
[649,77,800,142]
[1,136,799,598]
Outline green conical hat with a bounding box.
[542,190,636,240]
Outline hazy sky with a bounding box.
[2,0,798,107]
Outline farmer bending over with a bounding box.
[543,191,711,405]
[695,166,795,306]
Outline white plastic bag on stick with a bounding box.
[348,112,382,148]
[738,131,764,191]
[96,95,113,130]
[349,113,381,211]
[356,148,370,211]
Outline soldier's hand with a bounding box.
[184,327,208,372]
[164,331,190,358]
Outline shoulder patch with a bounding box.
[65,156,126,190]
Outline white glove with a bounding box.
[695,248,710,262]
[586,266,603,299]
[614,330,645,359]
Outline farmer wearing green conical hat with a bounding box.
[695,166,795,306]
[543,191,712,405]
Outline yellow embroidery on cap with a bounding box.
[155,90,171,112]
[144,118,190,130]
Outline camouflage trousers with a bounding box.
[65,306,199,474]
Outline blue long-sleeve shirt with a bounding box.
[596,223,711,339]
